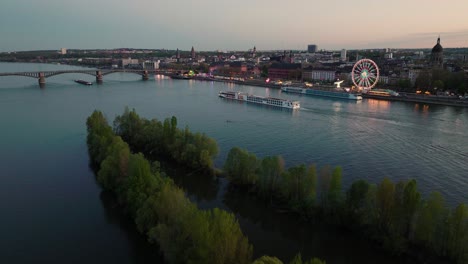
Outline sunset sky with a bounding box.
[1,0,467,51]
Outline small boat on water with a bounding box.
[219,91,300,109]
[74,80,93,85]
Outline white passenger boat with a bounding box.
[218,91,300,109]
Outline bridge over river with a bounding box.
[0,69,168,87]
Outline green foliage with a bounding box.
[402,179,421,238]
[306,258,326,264]
[346,179,371,224]
[447,203,468,263]
[397,79,412,90]
[414,192,448,254]
[288,253,326,264]
[317,165,332,208]
[224,147,259,185]
[86,110,114,166]
[86,109,252,264]
[259,156,285,198]
[376,177,396,231]
[328,166,343,209]
[88,108,467,264]
[113,107,218,171]
[97,136,130,190]
[220,144,466,262]
[288,253,303,264]
[253,256,284,264]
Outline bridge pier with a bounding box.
[38,72,46,87]
[142,70,149,81]
[96,71,103,84]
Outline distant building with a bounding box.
[191,46,196,59]
[60,48,67,55]
[307,44,318,53]
[340,49,347,61]
[268,63,302,80]
[142,61,160,70]
[408,67,424,85]
[302,66,337,82]
[384,53,393,59]
[120,57,139,68]
[431,37,443,68]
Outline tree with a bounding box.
[346,179,371,225]
[414,191,448,254]
[414,71,431,92]
[328,166,343,209]
[447,203,468,263]
[318,165,332,208]
[224,147,258,185]
[402,179,421,239]
[97,136,130,190]
[259,156,285,199]
[253,256,283,264]
[432,80,445,93]
[397,79,412,91]
[376,177,395,232]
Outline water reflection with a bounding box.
[161,165,219,203]
[366,98,391,111]
[223,185,409,264]
[99,191,164,264]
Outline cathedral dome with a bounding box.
[432,37,443,53]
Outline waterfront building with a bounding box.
[379,75,389,85]
[120,57,139,68]
[408,67,424,85]
[302,66,337,82]
[431,37,443,68]
[142,60,159,70]
[60,48,67,55]
[308,44,318,53]
[268,63,302,80]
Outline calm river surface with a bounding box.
[0,62,466,264]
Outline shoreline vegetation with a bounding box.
[87,108,467,264]
[86,108,324,264]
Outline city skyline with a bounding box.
[1,0,468,52]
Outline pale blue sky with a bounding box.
[1,0,467,52]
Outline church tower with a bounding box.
[431,37,443,68]
[191,46,196,60]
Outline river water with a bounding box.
[0,63,466,264]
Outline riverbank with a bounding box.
[362,93,468,108]
[189,75,468,108]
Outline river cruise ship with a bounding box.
[218,91,300,109]
[281,86,362,100]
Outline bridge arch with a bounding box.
[44,71,97,78]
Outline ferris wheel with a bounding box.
[352,59,380,90]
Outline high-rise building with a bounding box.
[60,48,67,55]
[340,49,347,61]
[307,44,318,53]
